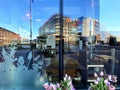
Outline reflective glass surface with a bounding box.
[0,0,120,90]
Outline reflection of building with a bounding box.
[39,14,71,36]
[38,14,71,49]
[77,17,100,43]
[0,27,20,46]
[38,14,100,49]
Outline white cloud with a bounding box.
[34,18,42,22]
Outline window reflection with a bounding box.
[0,0,120,89]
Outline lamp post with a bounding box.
[27,0,33,69]
[59,0,64,82]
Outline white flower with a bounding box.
[108,75,117,83]
[94,80,98,85]
[94,73,98,77]
[64,76,67,81]
[100,71,104,76]
[64,74,68,81]
[108,75,112,81]
[68,76,71,81]
[112,75,117,82]
[65,74,68,78]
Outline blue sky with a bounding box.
[0,0,120,39]
[100,0,120,36]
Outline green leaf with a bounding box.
[57,88,62,90]
[103,84,108,90]
[90,83,93,86]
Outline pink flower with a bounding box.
[52,84,57,90]
[104,79,110,86]
[108,85,115,90]
[71,87,76,90]
[104,79,108,84]
[56,83,60,88]
[43,83,49,89]
[43,74,76,90]
[97,77,100,82]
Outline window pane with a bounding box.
[0,0,59,89]
[0,0,120,89]
[63,0,100,88]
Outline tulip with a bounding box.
[43,83,49,89]
[108,75,112,81]
[94,80,98,85]
[97,77,100,82]
[108,85,115,90]
[56,83,60,88]
[68,76,71,80]
[65,74,68,78]
[94,73,98,77]
[104,79,110,86]
[100,71,104,76]
[52,84,57,90]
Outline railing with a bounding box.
[79,46,120,85]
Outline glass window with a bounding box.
[0,0,120,89]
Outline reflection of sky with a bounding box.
[100,0,120,33]
[0,0,100,39]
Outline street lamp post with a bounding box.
[28,0,33,69]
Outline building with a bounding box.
[0,27,20,46]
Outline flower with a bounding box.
[108,75,117,83]
[43,74,76,90]
[97,77,100,82]
[43,83,49,89]
[104,79,109,85]
[100,71,104,76]
[108,85,115,90]
[94,80,98,85]
[94,73,97,77]
[90,71,117,90]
